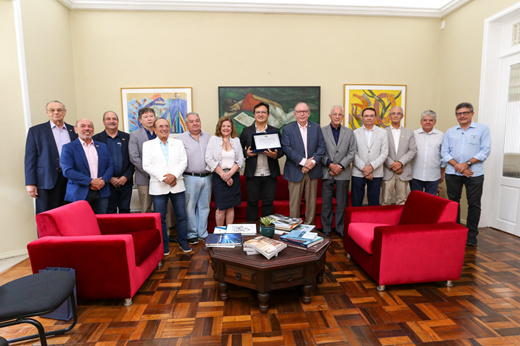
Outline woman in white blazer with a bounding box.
[205,116,244,226]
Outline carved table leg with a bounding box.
[211,261,217,280]
[316,268,325,284]
[257,292,270,314]
[218,282,229,301]
[302,284,313,304]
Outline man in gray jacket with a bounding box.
[321,105,356,237]
[381,107,417,205]
[129,107,157,213]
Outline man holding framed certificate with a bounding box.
[239,102,284,222]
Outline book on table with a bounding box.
[274,224,316,235]
[205,233,242,248]
[267,214,302,231]
[284,238,329,252]
[280,230,323,248]
[243,236,287,259]
[213,224,257,236]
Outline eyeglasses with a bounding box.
[254,111,268,115]
[390,112,403,116]
[47,108,64,113]
[456,111,472,116]
[363,114,376,118]
[295,110,310,115]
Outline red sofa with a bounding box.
[344,191,467,291]
[27,201,163,305]
[208,175,351,230]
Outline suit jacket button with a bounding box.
[56,167,59,170]
[368,151,370,153]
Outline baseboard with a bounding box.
[0,248,29,260]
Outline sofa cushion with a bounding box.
[36,201,101,237]
[399,191,458,225]
[348,223,390,254]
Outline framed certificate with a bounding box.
[251,132,282,153]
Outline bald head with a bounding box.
[75,118,94,142]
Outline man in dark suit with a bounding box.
[25,100,78,215]
[61,118,114,214]
[321,105,356,237]
[239,102,284,221]
[281,102,326,225]
[92,111,134,213]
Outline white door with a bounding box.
[490,54,520,235]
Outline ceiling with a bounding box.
[57,0,472,18]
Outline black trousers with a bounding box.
[108,184,132,214]
[245,176,277,221]
[445,174,484,241]
[35,171,68,215]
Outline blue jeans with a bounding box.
[410,179,439,195]
[86,190,108,214]
[153,192,189,252]
[183,175,211,240]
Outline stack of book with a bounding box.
[213,224,257,236]
[280,228,324,250]
[205,233,242,248]
[267,214,302,232]
[243,236,287,259]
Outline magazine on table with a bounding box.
[284,238,329,252]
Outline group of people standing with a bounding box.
[24,99,490,257]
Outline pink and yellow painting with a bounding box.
[344,85,406,130]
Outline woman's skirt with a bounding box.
[212,171,241,210]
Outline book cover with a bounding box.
[205,234,242,247]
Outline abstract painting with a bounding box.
[218,86,320,135]
[344,85,406,129]
[121,87,193,134]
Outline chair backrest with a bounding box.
[274,176,290,201]
[399,191,458,225]
[35,201,102,237]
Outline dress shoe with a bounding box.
[168,236,178,242]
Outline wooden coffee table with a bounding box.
[208,234,332,313]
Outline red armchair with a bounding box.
[344,191,468,291]
[27,201,163,305]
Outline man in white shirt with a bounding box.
[143,118,190,255]
[381,107,416,205]
[352,107,388,206]
[410,110,446,195]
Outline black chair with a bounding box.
[0,271,77,346]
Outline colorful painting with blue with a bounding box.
[121,87,193,134]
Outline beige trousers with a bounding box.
[288,174,318,225]
[381,174,409,205]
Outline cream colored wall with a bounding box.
[0,0,76,259]
[0,0,35,258]
[21,0,77,123]
[437,0,520,221]
[69,11,441,135]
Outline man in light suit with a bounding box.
[25,100,78,215]
[143,118,190,255]
[129,107,156,213]
[92,111,134,213]
[381,107,417,205]
[281,102,326,225]
[61,118,114,214]
[321,105,356,237]
[240,102,284,221]
[352,107,389,207]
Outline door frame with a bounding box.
[479,2,520,228]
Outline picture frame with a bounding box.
[218,86,321,136]
[344,84,407,130]
[121,87,193,134]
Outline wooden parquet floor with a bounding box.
[3,227,520,345]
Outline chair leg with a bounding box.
[377,285,386,291]
[2,291,78,345]
[346,253,351,259]
[157,261,163,269]
[445,280,453,287]
[124,298,133,306]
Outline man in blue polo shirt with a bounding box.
[93,111,134,213]
[441,102,491,246]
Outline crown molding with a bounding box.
[56,0,471,18]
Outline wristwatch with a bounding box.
[466,160,472,166]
